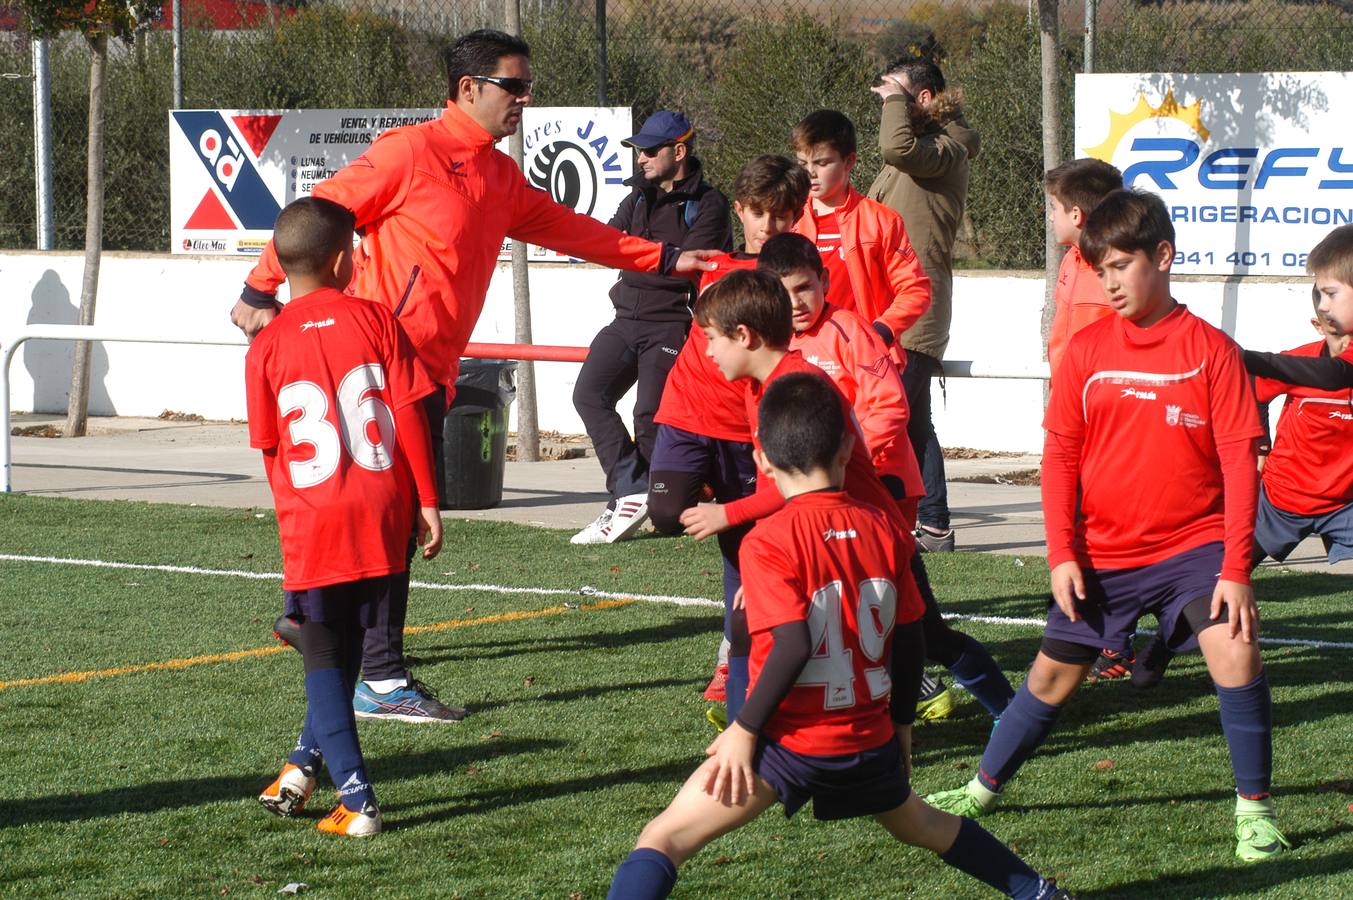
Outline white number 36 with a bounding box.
[277,363,397,488]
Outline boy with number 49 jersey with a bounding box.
[247,198,443,837]
[925,189,1290,863]
[606,367,1071,900]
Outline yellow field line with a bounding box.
[0,599,634,691]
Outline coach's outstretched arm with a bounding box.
[230,130,417,340]
[507,178,719,280]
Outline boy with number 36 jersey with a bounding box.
[246,197,443,837]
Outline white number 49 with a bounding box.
[799,578,897,709]
[277,363,397,489]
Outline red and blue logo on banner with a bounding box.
[172,111,283,230]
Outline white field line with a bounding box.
[3,553,1351,651]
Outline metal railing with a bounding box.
[2,325,1050,492]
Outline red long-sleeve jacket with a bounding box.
[243,101,673,386]
[793,186,931,364]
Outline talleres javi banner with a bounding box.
[169,107,633,260]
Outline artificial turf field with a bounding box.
[1,494,1351,899]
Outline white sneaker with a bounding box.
[571,508,614,544]
[606,492,650,543]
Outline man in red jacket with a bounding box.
[231,29,716,724]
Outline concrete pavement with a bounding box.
[6,414,1347,574]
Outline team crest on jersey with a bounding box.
[1164,404,1206,428]
[804,354,841,376]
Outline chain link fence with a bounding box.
[3,0,1353,264]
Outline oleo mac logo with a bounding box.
[173,110,282,230]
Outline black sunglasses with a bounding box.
[471,74,533,97]
[638,142,677,157]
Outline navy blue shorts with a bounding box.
[754,734,908,821]
[1044,542,1224,656]
[649,424,756,503]
[1255,486,1353,565]
[283,574,398,629]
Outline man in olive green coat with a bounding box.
[868,58,979,555]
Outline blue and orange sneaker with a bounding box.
[353,680,467,723]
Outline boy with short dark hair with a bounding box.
[649,155,809,718]
[789,109,931,352]
[757,233,1014,720]
[606,366,1070,900]
[925,189,1289,862]
[1044,158,1123,379]
[1132,232,1353,689]
[247,197,443,836]
[1044,158,1136,683]
[1252,286,1353,565]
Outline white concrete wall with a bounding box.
[1,251,1318,451]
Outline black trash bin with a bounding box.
[442,358,517,509]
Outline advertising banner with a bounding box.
[170,107,633,259]
[1076,72,1353,276]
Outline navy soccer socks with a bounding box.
[949,634,1016,718]
[304,667,376,812]
[288,706,325,773]
[608,848,678,900]
[726,656,751,723]
[1216,671,1273,799]
[976,683,1063,793]
[939,817,1053,899]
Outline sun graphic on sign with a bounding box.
[1085,89,1210,162]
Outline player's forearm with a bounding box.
[876,259,932,339]
[724,476,785,527]
[241,241,286,308]
[1243,349,1353,390]
[1041,430,1082,568]
[1217,437,1260,583]
[395,402,439,509]
[733,621,811,734]
[887,619,925,727]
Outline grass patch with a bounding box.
[1,495,1351,897]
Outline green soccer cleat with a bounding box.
[1235,815,1292,862]
[705,706,727,733]
[916,673,957,721]
[924,780,997,817]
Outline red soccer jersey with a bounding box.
[246,288,437,590]
[790,305,922,498]
[653,252,759,441]
[811,210,857,312]
[741,490,921,755]
[1043,304,1263,573]
[726,352,926,580]
[1254,340,1353,515]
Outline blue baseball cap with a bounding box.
[622,111,695,149]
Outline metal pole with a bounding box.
[32,38,54,250]
[1039,0,1063,403]
[1084,0,1096,74]
[172,0,184,107]
[505,0,539,462]
[595,0,608,106]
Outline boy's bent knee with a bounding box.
[648,472,702,534]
